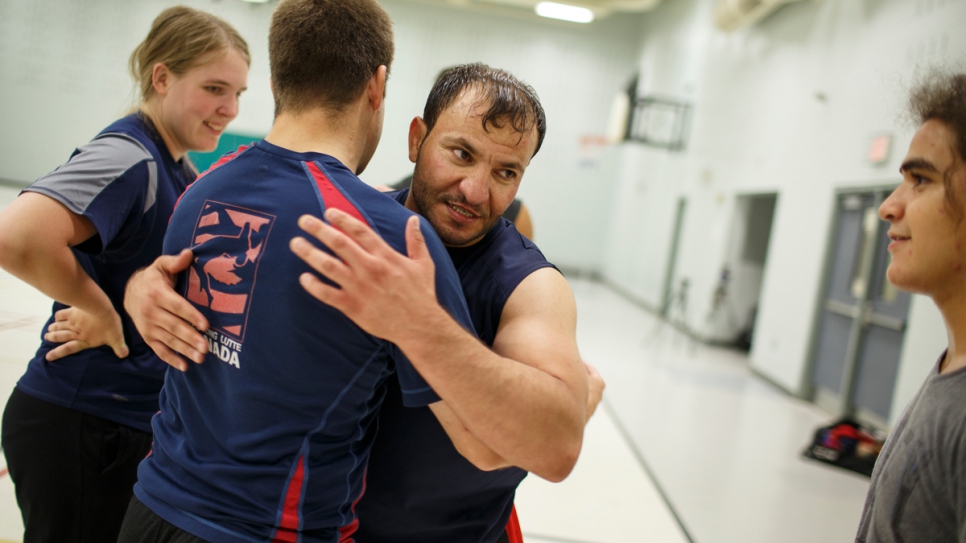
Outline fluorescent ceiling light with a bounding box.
[535,2,595,23]
[240,0,271,4]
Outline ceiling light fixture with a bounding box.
[535,2,595,23]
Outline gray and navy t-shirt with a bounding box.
[16,113,194,432]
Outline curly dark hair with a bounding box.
[908,71,966,218]
[422,63,547,157]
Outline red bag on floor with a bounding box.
[802,418,884,477]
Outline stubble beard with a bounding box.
[410,162,499,248]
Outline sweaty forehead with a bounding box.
[440,88,537,142]
[436,88,490,125]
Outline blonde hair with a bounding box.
[129,5,250,103]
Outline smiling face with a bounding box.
[406,88,538,247]
[879,119,966,298]
[151,48,249,161]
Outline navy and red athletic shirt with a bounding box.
[134,140,474,543]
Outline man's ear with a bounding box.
[367,65,387,112]
[408,117,427,163]
[151,62,172,96]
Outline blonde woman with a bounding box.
[0,7,248,542]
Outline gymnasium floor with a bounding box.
[0,185,870,543]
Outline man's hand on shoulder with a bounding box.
[290,209,446,342]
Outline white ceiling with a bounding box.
[400,0,665,21]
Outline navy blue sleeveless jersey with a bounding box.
[134,142,473,543]
[16,113,194,432]
[350,188,558,543]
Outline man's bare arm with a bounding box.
[291,209,587,482]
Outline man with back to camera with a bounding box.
[98,64,604,543]
[106,2,505,542]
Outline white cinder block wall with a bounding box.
[0,0,644,273]
[0,0,276,181]
[600,0,962,423]
[2,0,962,425]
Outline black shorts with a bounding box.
[2,388,153,543]
[117,495,210,543]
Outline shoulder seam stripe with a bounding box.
[304,161,369,226]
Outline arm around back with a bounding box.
[400,268,587,482]
[291,209,587,481]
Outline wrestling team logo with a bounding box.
[185,201,275,353]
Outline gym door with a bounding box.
[810,190,910,427]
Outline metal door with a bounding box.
[810,190,911,427]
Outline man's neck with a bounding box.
[265,108,365,173]
[935,285,966,373]
[404,192,418,213]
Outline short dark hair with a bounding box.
[423,63,547,157]
[269,0,393,115]
[908,71,966,219]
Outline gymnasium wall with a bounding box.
[600,0,964,422]
[0,0,643,272]
[5,0,963,424]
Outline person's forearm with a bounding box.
[287,210,586,480]
[0,241,116,319]
[395,308,584,482]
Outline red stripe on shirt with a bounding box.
[172,144,253,218]
[196,144,252,181]
[272,455,306,543]
[304,162,367,225]
[506,505,524,543]
[338,466,367,543]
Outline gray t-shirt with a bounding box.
[856,352,966,543]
